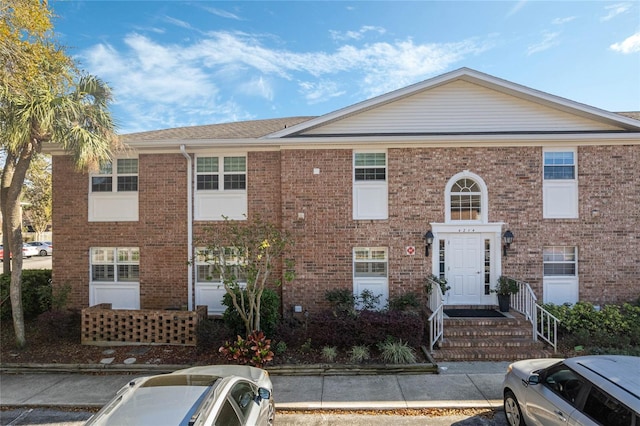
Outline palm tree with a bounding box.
[0,75,119,347]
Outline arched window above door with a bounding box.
[445,171,488,223]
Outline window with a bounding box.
[214,399,241,426]
[91,247,140,282]
[230,381,257,418]
[354,153,386,181]
[444,171,488,223]
[353,248,388,277]
[542,364,585,405]
[91,159,138,192]
[543,246,576,276]
[353,151,388,220]
[544,151,575,180]
[583,386,633,426]
[450,178,481,221]
[195,247,247,283]
[543,148,578,219]
[196,156,246,191]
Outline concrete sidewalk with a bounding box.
[0,362,510,410]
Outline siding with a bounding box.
[303,80,623,135]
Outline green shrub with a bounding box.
[0,270,52,320]
[348,345,370,363]
[387,292,421,312]
[321,346,338,362]
[273,340,287,355]
[325,288,356,316]
[543,301,640,354]
[378,339,417,364]
[222,288,280,337]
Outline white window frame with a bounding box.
[542,246,579,305]
[194,154,248,221]
[353,150,388,220]
[543,246,577,277]
[444,170,488,224]
[543,147,578,219]
[89,247,140,309]
[196,156,246,192]
[195,247,247,285]
[88,157,139,222]
[352,247,388,310]
[90,158,139,193]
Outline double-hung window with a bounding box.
[195,155,248,220]
[543,148,578,218]
[542,246,578,305]
[543,246,576,276]
[89,158,139,221]
[196,156,246,191]
[91,159,139,193]
[352,247,388,309]
[195,247,247,284]
[91,247,140,282]
[353,151,388,220]
[90,247,140,309]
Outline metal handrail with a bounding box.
[426,277,444,352]
[507,277,559,353]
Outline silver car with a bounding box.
[86,365,274,426]
[502,355,639,426]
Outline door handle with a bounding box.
[554,410,568,422]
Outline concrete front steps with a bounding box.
[431,310,555,362]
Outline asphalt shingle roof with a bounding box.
[120,117,316,142]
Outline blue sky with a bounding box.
[51,1,640,134]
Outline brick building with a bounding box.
[47,68,640,316]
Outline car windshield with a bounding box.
[97,375,221,426]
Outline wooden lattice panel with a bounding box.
[81,305,208,346]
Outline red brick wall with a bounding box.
[53,144,640,313]
[52,154,189,309]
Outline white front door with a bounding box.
[447,234,484,305]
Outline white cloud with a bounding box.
[238,77,274,101]
[202,6,242,20]
[552,16,576,25]
[298,80,345,104]
[610,32,640,54]
[80,31,492,131]
[601,2,632,21]
[330,26,386,41]
[527,31,560,55]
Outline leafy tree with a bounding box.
[23,154,52,238]
[197,217,294,337]
[1,0,119,347]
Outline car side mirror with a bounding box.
[254,387,271,405]
[528,375,540,385]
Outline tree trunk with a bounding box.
[1,143,36,348]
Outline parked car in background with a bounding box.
[503,355,639,426]
[86,365,275,426]
[26,241,53,256]
[0,244,41,259]
[21,244,39,258]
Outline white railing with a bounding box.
[508,277,559,353]
[426,276,444,352]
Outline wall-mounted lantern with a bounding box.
[424,230,434,257]
[503,230,514,257]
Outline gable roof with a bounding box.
[265,67,640,138]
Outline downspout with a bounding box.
[180,145,193,311]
